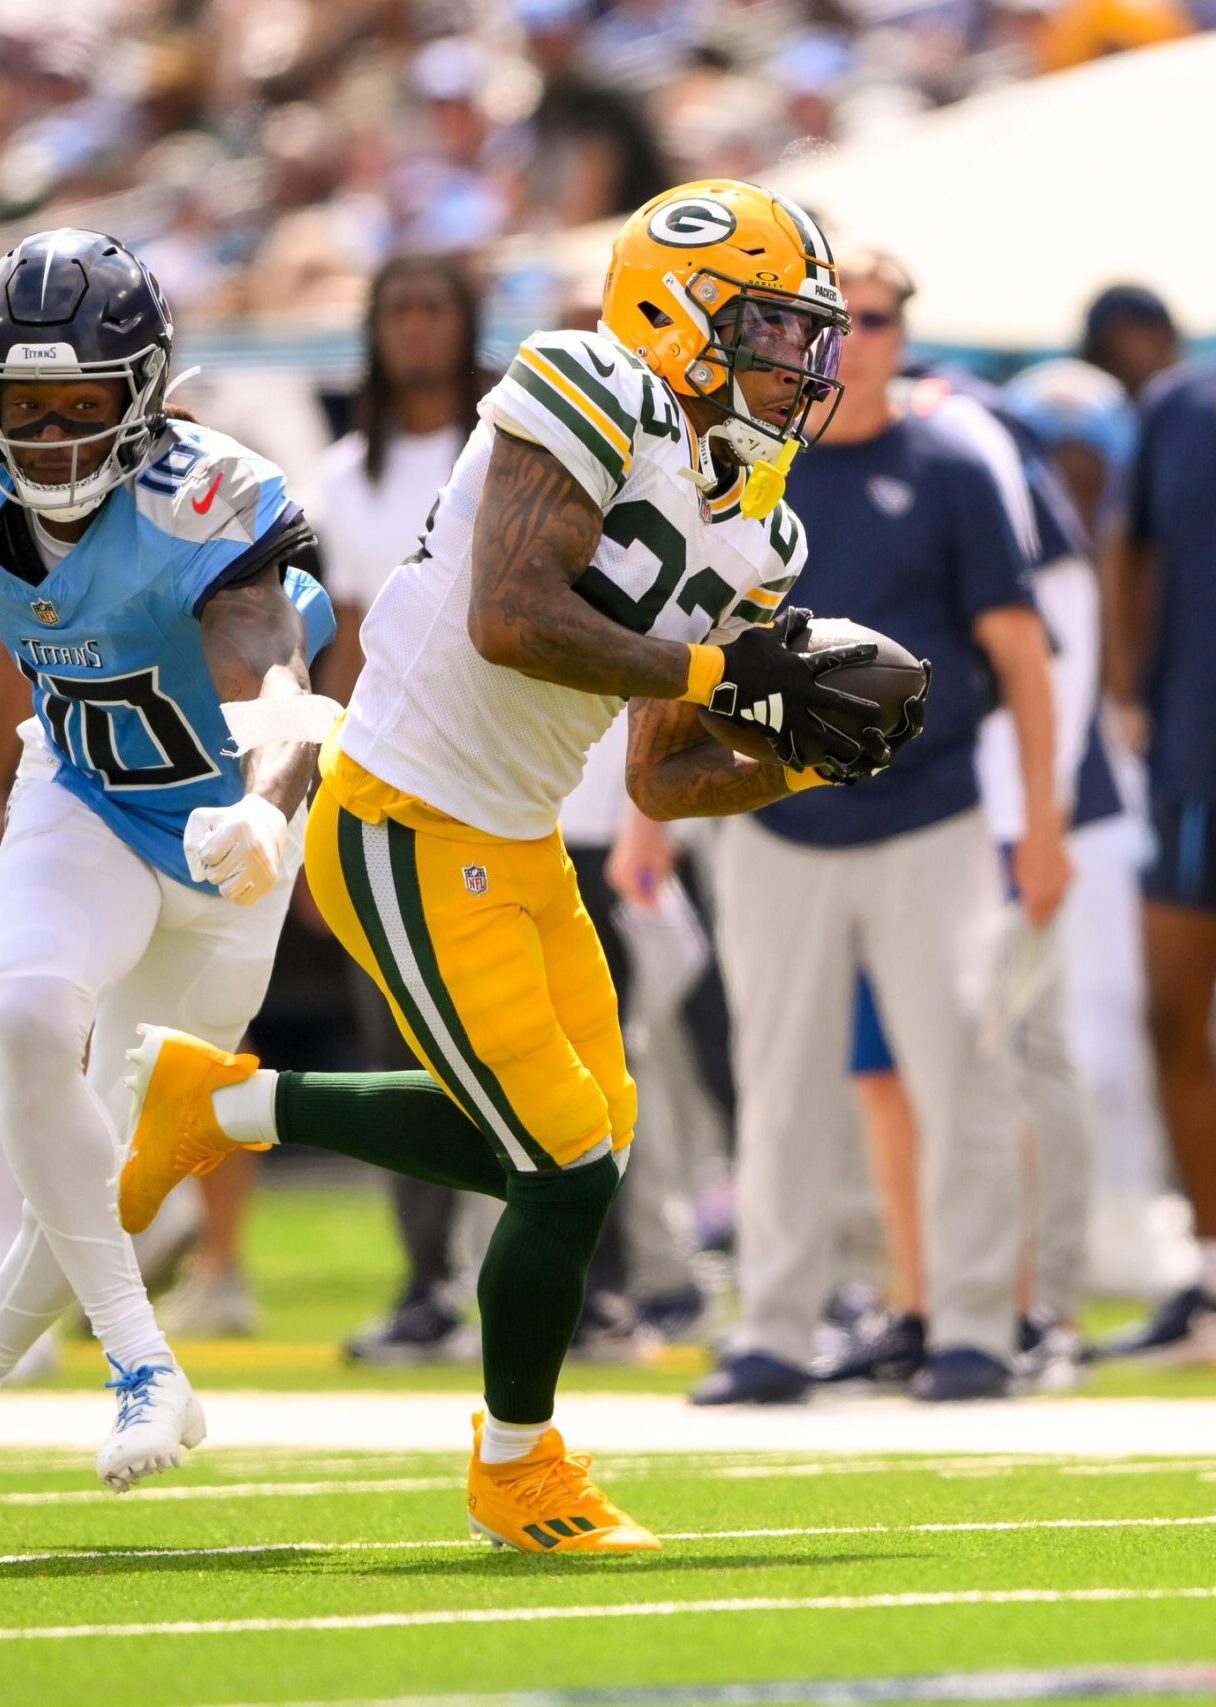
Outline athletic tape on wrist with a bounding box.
[220,695,343,756]
[679,644,726,706]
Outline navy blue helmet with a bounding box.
[0,229,174,519]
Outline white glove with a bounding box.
[183,794,288,906]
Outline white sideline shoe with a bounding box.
[95,1357,206,1494]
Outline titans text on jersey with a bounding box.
[0,419,334,887]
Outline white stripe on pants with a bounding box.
[716,807,1019,1365]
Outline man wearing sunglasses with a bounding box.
[698,248,1068,1405]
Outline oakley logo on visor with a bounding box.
[648,199,737,247]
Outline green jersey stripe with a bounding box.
[540,345,637,440]
[506,361,625,490]
[334,810,517,1171]
[733,599,779,626]
[384,820,554,1171]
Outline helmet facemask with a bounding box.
[0,343,169,522]
[680,274,848,469]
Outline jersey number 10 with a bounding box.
[18,659,219,791]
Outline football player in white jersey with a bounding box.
[121,181,927,1551]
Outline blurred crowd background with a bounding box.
[2,0,1214,1395]
[0,0,1203,326]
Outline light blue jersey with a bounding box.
[0,421,334,888]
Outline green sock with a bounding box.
[477,1151,620,1423]
[275,1071,507,1199]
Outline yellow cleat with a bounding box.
[118,1025,268,1235]
[466,1411,661,1553]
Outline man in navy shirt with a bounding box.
[694,250,1069,1404]
[1103,358,1216,1358]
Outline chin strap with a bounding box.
[741,438,798,522]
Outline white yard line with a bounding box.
[6,1390,1216,1456]
[0,1474,462,1507]
[3,1585,1216,1642]
[8,1454,1216,1508]
[5,1512,1216,1566]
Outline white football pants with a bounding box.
[0,737,301,1380]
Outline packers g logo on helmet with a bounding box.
[647,198,738,248]
[602,179,850,506]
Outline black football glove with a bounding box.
[885,658,932,756]
[711,617,886,772]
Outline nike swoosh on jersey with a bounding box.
[582,343,616,379]
[192,472,224,514]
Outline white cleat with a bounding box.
[95,1356,206,1494]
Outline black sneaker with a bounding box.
[568,1289,647,1363]
[343,1293,477,1365]
[911,1347,1011,1402]
[1084,1285,1216,1363]
[689,1352,810,1406]
[1015,1308,1085,1391]
[635,1284,707,1342]
[814,1312,926,1384]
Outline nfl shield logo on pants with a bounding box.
[462,864,489,896]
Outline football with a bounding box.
[697,616,927,768]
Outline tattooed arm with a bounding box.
[468,432,695,697]
[626,696,811,821]
[201,566,316,819]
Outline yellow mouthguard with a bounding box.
[740,439,799,522]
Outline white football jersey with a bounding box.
[339,326,808,839]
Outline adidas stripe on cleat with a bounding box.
[466,1411,660,1554]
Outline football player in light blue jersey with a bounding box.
[0,229,335,1490]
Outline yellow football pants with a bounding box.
[305,777,636,1172]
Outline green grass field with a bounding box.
[5,1184,1216,1706]
[4,1445,1216,1705]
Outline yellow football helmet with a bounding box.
[603,179,850,500]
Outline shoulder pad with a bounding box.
[496,328,648,503]
[136,423,288,548]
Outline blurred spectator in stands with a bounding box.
[509,0,670,230]
[239,103,379,318]
[389,35,511,253]
[1038,0,1192,72]
[1081,285,1181,403]
[581,0,700,94]
[314,253,488,1362]
[1099,351,1216,1363]
[770,31,856,154]
[0,12,133,215]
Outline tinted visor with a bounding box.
[730,298,845,396]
